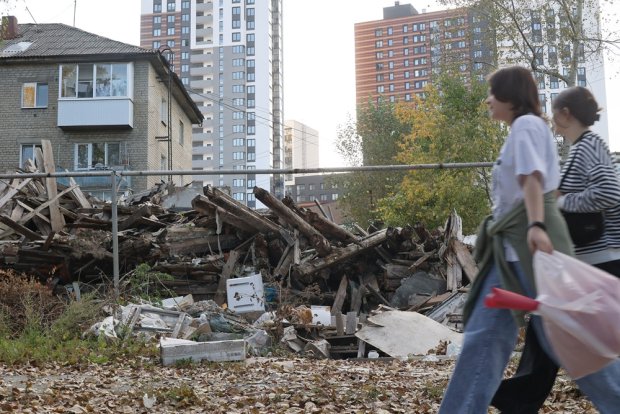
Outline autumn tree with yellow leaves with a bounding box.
[375,74,505,233]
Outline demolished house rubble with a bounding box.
[0,141,479,362]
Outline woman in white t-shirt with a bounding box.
[438,66,620,414]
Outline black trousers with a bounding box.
[491,258,620,414]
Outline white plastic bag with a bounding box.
[533,250,620,378]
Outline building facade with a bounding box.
[354,2,494,106]
[140,0,284,208]
[0,19,203,198]
[283,120,319,193]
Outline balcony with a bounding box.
[58,98,134,129]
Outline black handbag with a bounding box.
[559,149,605,247]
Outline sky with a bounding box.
[4,0,620,168]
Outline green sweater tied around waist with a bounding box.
[463,191,575,327]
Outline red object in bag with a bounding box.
[484,287,539,312]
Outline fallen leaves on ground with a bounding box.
[0,357,596,413]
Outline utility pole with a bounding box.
[156,46,174,183]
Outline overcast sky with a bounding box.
[5,0,620,167]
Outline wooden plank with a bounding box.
[214,249,242,305]
[41,140,65,232]
[0,214,43,240]
[10,202,24,222]
[453,239,479,283]
[335,311,345,336]
[0,178,32,210]
[331,276,348,315]
[345,311,357,335]
[350,282,366,314]
[68,176,92,208]
[171,313,189,339]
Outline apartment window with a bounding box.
[377,85,385,93]
[167,40,175,47]
[232,20,241,29]
[247,153,255,161]
[192,154,203,161]
[247,179,256,188]
[387,27,393,35]
[403,24,409,33]
[60,63,129,99]
[182,14,189,21]
[320,194,328,201]
[376,74,384,81]
[232,98,245,106]
[75,142,121,170]
[167,1,175,11]
[550,76,559,89]
[247,99,255,108]
[166,27,175,35]
[232,32,241,42]
[247,138,255,146]
[182,1,190,8]
[233,71,244,79]
[232,84,244,93]
[376,51,384,59]
[167,15,175,23]
[404,93,412,102]
[246,59,255,68]
[232,124,245,133]
[331,193,339,201]
[404,48,409,56]
[233,193,245,201]
[247,73,255,81]
[153,28,161,36]
[21,82,48,108]
[232,45,245,54]
[375,40,383,48]
[233,152,245,160]
[375,29,383,36]
[232,58,244,66]
[233,111,244,119]
[233,179,245,187]
[154,16,161,24]
[233,138,244,146]
[387,39,393,46]
[247,127,256,135]
[296,184,305,192]
[404,71,410,79]
[403,37,409,44]
[153,3,162,12]
[232,6,241,14]
[153,41,161,49]
[182,26,190,34]
[20,144,42,167]
[178,120,184,146]
[181,64,189,72]
[181,52,189,60]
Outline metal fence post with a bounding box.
[111,170,120,299]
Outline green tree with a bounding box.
[332,101,410,227]
[375,74,505,233]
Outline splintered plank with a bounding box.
[41,140,65,232]
[68,176,92,208]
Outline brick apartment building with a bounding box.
[0,17,203,198]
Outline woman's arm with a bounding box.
[519,172,553,254]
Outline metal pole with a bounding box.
[110,170,120,299]
[167,52,173,183]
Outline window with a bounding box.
[232,58,244,66]
[232,6,241,14]
[167,27,175,35]
[247,179,256,188]
[233,111,244,119]
[233,193,245,201]
[247,138,255,146]
[60,63,129,99]
[232,124,245,133]
[232,84,244,93]
[296,184,305,192]
[233,138,244,146]
[167,15,175,23]
[320,194,328,201]
[75,142,121,170]
[331,193,339,201]
[247,152,255,161]
[181,64,189,72]
[182,14,189,21]
[153,3,162,12]
[233,152,245,160]
[153,40,161,49]
[182,26,190,34]
[154,16,161,24]
[20,144,42,168]
[375,40,383,48]
[182,0,190,8]
[167,1,175,11]
[232,32,241,42]
[22,82,48,108]
[167,40,175,47]
[232,45,245,54]
[153,28,161,36]
[179,120,184,146]
[233,179,245,187]
[550,76,559,89]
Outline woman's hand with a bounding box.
[527,226,553,254]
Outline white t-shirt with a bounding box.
[491,114,560,260]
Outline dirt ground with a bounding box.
[0,357,596,413]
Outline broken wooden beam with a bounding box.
[254,187,331,257]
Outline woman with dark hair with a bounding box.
[492,86,620,413]
[438,68,620,413]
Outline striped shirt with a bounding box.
[559,131,620,263]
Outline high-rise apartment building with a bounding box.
[283,120,319,193]
[140,0,284,207]
[354,2,494,106]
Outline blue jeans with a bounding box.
[438,262,620,414]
